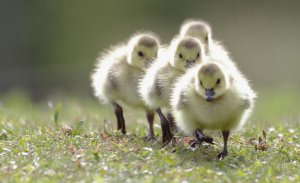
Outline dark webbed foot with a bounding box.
[217,150,228,160]
[156,108,174,145]
[202,136,214,144]
[143,133,156,141]
[120,125,126,134]
[217,130,230,160]
[162,135,176,148]
[189,139,201,148]
[194,129,214,144]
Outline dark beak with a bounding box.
[185,60,195,69]
[145,59,153,67]
[205,88,215,102]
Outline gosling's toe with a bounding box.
[143,133,156,141]
[217,150,228,160]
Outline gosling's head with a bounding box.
[170,37,203,71]
[195,62,230,102]
[127,33,160,68]
[179,20,212,53]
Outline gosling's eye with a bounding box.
[200,80,203,86]
[138,51,144,57]
[179,53,183,59]
[196,53,200,58]
[216,78,221,85]
[205,36,208,42]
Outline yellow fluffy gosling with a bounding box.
[171,62,256,159]
[179,19,241,76]
[139,36,204,143]
[91,33,160,139]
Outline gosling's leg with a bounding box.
[190,128,214,148]
[166,112,178,133]
[112,102,126,134]
[145,111,155,140]
[114,104,122,130]
[217,130,230,159]
[156,108,173,144]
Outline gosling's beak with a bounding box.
[205,88,215,102]
[145,59,153,67]
[185,60,195,69]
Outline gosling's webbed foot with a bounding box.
[143,133,156,141]
[162,135,176,148]
[194,129,214,144]
[217,130,230,160]
[189,137,213,149]
[156,108,174,145]
[217,150,228,160]
[189,139,201,148]
[202,136,214,144]
[120,128,126,134]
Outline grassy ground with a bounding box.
[0,89,299,183]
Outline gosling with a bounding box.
[171,62,256,159]
[179,19,240,75]
[91,33,160,139]
[139,36,204,143]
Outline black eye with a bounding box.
[196,53,200,58]
[205,36,208,42]
[138,51,144,57]
[200,80,203,86]
[216,79,221,85]
[179,53,183,59]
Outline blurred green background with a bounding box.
[1,0,300,100]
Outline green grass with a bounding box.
[0,89,299,183]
